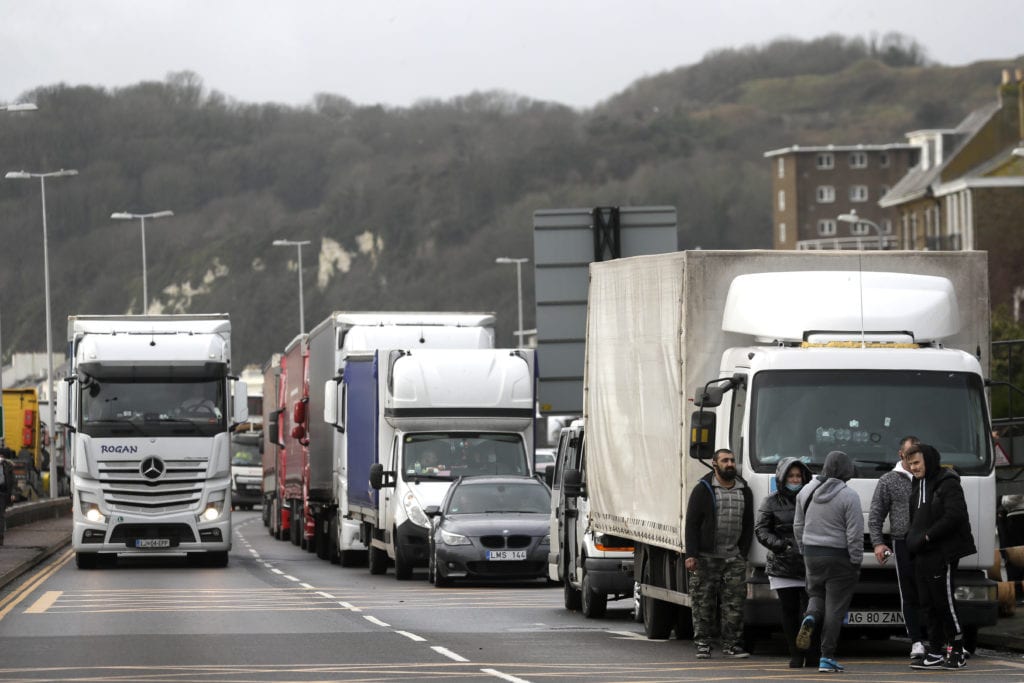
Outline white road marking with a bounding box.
[395,630,426,642]
[432,646,469,662]
[606,630,648,640]
[364,615,390,628]
[317,592,336,599]
[481,668,531,683]
[339,601,361,612]
[24,591,62,614]
[283,575,300,582]
[270,568,284,575]
[299,583,314,590]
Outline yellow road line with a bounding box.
[24,590,62,614]
[0,549,73,621]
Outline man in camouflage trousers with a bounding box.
[684,448,754,659]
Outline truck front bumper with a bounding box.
[584,556,635,594]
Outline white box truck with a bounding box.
[568,250,997,650]
[57,314,248,568]
[307,312,495,564]
[333,347,536,579]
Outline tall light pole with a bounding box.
[837,209,884,250]
[111,210,174,313]
[273,239,311,336]
[5,168,78,499]
[495,257,529,347]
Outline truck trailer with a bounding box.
[57,314,248,568]
[568,250,997,651]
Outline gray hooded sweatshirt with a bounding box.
[793,450,864,565]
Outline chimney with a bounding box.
[999,69,1022,141]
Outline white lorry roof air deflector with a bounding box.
[722,271,960,343]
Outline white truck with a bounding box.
[568,250,997,650]
[308,312,496,564]
[57,314,248,568]
[336,347,536,579]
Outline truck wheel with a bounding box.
[327,516,340,564]
[581,567,607,619]
[290,507,302,546]
[368,543,388,575]
[206,551,229,568]
[315,517,330,560]
[394,541,413,581]
[563,572,582,611]
[75,552,99,570]
[641,558,676,639]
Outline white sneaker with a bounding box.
[910,641,926,658]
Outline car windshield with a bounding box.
[447,482,551,515]
[80,376,227,438]
[750,369,991,477]
[402,433,528,481]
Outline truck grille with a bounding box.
[97,457,207,512]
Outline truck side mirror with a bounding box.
[323,379,346,432]
[268,409,282,447]
[233,381,249,425]
[563,468,584,498]
[369,463,395,490]
[689,410,716,460]
[543,464,555,487]
[56,378,76,429]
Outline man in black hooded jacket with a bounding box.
[905,443,976,670]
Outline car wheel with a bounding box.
[581,566,607,619]
[432,549,450,587]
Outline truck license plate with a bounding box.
[135,538,171,549]
[844,610,904,625]
[487,550,527,561]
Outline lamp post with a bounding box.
[110,211,174,313]
[5,168,78,499]
[837,209,884,250]
[273,239,311,336]
[495,257,529,347]
[0,103,37,112]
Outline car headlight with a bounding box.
[955,585,996,601]
[403,491,430,528]
[441,529,471,546]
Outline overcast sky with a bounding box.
[2,1,1020,110]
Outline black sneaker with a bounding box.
[943,649,967,670]
[695,641,712,659]
[910,653,945,669]
[722,645,750,659]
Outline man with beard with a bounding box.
[684,448,754,659]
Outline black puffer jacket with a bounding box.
[907,444,977,562]
[755,457,813,579]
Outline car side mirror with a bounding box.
[424,505,441,517]
[543,464,554,487]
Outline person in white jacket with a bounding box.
[793,450,863,673]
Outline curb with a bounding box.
[977,630,1024,653]
[0,536,72,589]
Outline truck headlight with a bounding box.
[441,529,470,546]
[403,491,430,528]
[78,492,105,524]
[199,492,226,522]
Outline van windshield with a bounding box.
[80,377,227,438]
[402,433,528,481]
[749,369,991,477]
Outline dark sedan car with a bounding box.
[427,475,551,587]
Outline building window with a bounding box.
[818,219,837,236]
[850,221,872,236]
[882,218,893,234]
[849,152,868,168]
[879,152,890,168]
[849,185,869,202]
[778,222,786,244]
[879,184,890,197]
[777,190,785,211]
[777,158,785,179]
[816,186,835,203]
[816,153,834,169]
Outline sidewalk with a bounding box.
[0,499,72,588]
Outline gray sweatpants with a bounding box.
[804,554,860,659]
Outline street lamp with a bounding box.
[5,168,78,499]
[273,239,311,335]
[495,257,530,347]
[110,211,174,313]
[0,103,37,112]
[837,209,884,250]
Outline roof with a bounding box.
[879,101,1001,207]
[763,143,917,158]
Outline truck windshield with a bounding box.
[231,437,261,466]
[402,433,528,481]
[749,370,991,477]
[80,377,227,437]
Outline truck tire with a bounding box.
[75,552,98,570]
[581,567,608,619]
[315,515,330,560]
[641,558,676,639]
[394,540,413,581]
[327,515,340,564]
[563,572,582,611]
[290,506,302,546]
[206,551,229,568]
[368,541,388,575]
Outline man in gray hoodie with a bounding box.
[793,450,863,673]
[868,435,927,661]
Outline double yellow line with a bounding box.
[0,549,73,621]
